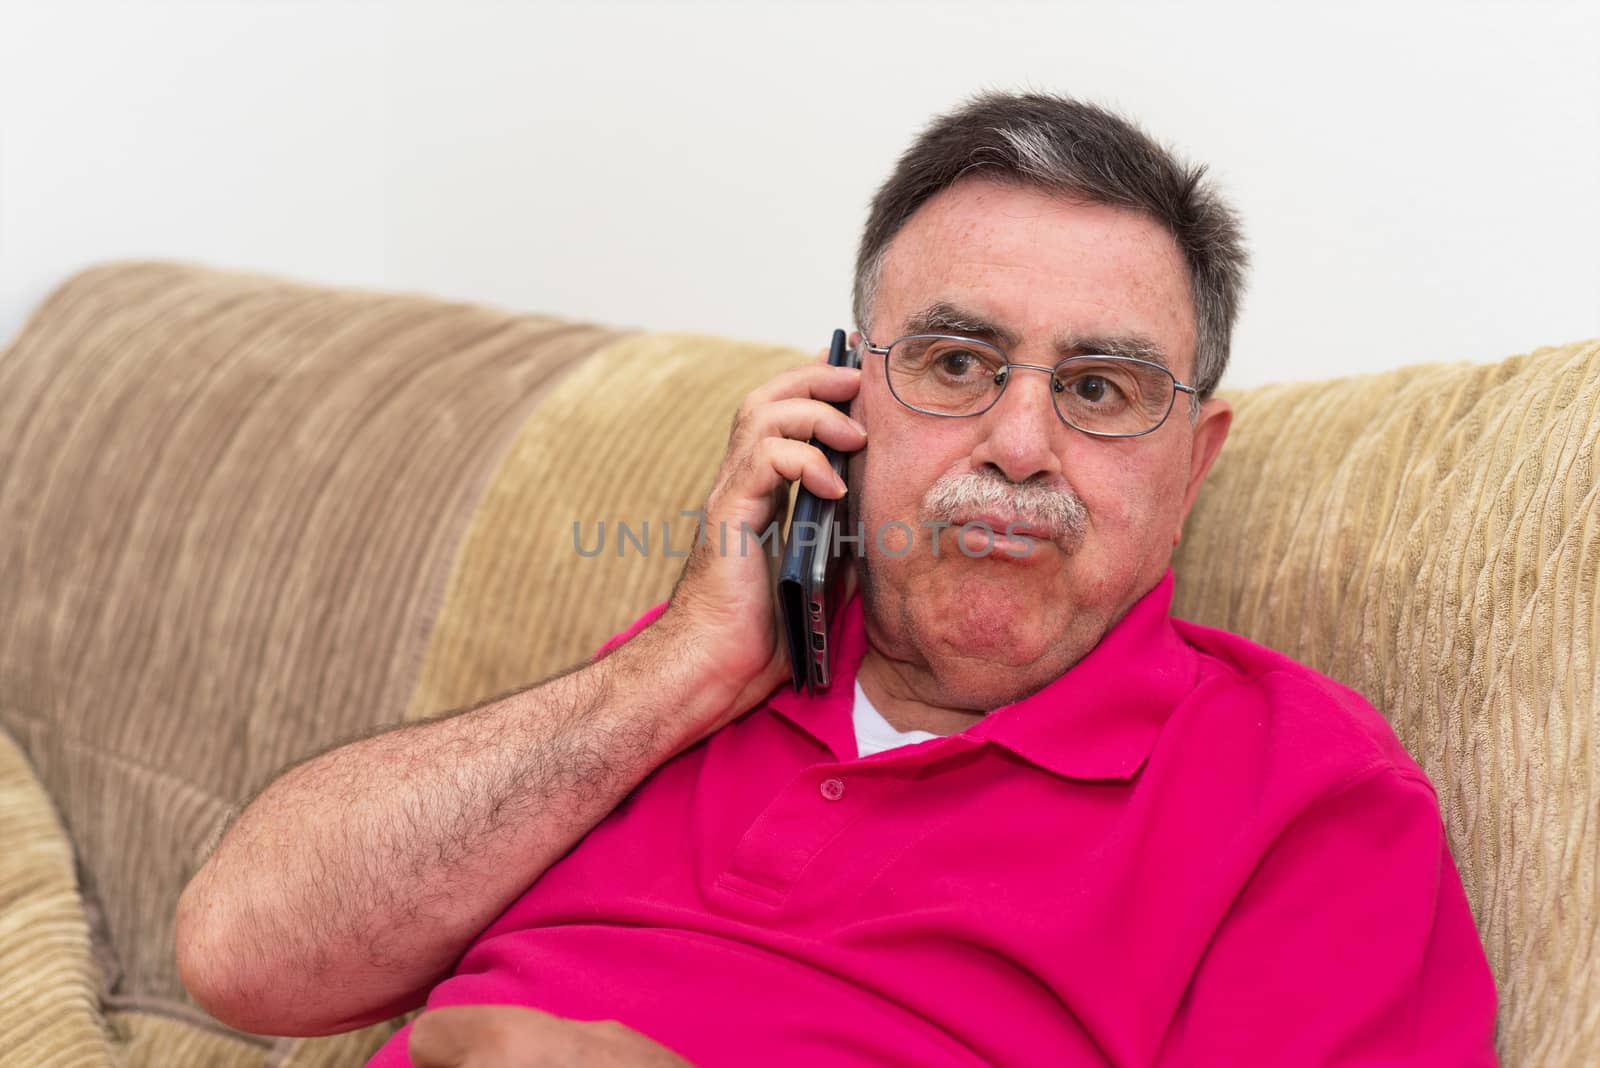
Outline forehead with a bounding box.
[874,178,1197,379]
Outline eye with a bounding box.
[933,347,987,379]
[1067,374,1116,403]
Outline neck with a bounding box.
[856,650,987,736]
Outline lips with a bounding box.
[952,514,1051,541]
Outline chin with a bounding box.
[913,565,1067,669]
[860,543,1120,700]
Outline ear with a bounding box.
[1173,396,1232,546]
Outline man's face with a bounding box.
[849,177,1231,710]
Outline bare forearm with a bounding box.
[178,354,863,1037]
[178,623,709,1036]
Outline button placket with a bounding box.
[718,767,875,902]
[717,747,959,906]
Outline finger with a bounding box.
[740,362,861,413]
[736,396,866,455]
[715,438,847,512]
[408,1009,473,1068]
[409,1005,552,1068]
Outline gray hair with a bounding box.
[853,92,1248,397]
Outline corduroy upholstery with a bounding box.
[0,728,116,1067]
[0,262,629,1066]
[0,262,1595,1065]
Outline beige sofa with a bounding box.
[0,262,1595,1066]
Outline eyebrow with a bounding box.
[903,302,1021,350]
[901,301,1173,372]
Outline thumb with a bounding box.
[408,1007,481,1068]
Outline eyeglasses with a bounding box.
[860,333,1198,439]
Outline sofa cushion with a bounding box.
[104,1008,407,1068]
[0,725,115,1067]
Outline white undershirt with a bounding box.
[853,680,940,758]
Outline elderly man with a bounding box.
[176,93,1498,1066]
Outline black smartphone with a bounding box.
[777,328,861,694]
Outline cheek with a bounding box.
[1077,445,1191,550]
[853,448,916,541]
[852,390,928,527]
[852,412,970,535]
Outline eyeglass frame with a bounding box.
[858,331,1201,439]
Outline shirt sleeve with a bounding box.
[1157,766,1499,1066]
[591,601,671,661]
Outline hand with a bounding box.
[647,344,866,733]
[408,1004,695,1068]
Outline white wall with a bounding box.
[1,0,1596,389]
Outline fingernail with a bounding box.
[848,418,866,435]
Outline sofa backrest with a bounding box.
[0,262,629,1064]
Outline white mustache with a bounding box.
[920,471,1088,545]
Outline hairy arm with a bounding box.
[175,353,865,1038]
[178,619,731,1036]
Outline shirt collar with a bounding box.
[765,571,1196,781]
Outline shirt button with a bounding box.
[819,777,846,801]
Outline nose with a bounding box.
[969,364,1066,484]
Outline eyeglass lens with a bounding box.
[884,336,1175,436]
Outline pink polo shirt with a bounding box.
[367,572,1497,1066]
